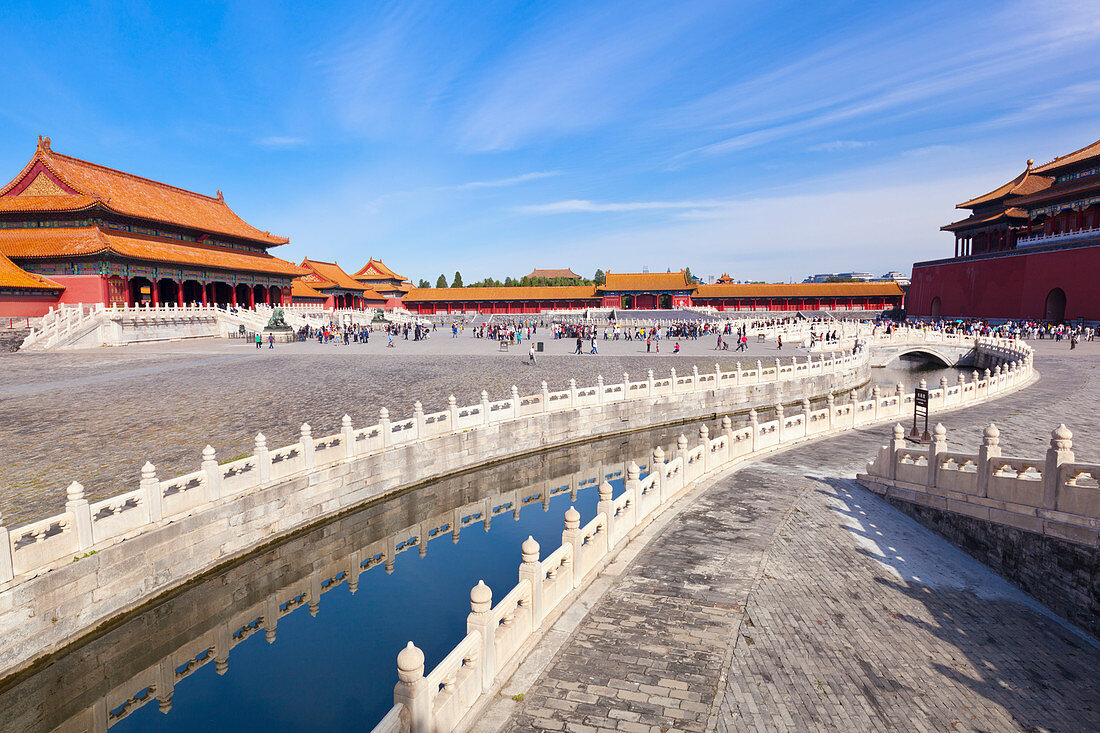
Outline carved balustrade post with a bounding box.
[541,381,550,413]
[413,402,425,438]
[735,362,742,386]
[926,424,946,488]
[888,424,906,480]
[699,424,710,472]
[826,393,835,431]
[379,408,391,448]
[448,394,459,428]
[651,446,666,503]
[255,433,271,483]
[722,415,734,463]
[596,375,605,404]
[647,369,655,396]
[299,423,315,469]
[669,368,677,394]
[597,481,616,550]
[940,376,949,407]
[1043,425,1074,510]
[480,390,491,425]
[518,536,544,625]
[691,365,700,390]
[141,461,162,522]
[569,378,577,408]
[749,408,759,451]
[562,506,584,585]
[756,360,763,384]
[976,423,1000,498]
[714,362,722,389]
[201,446,222,501]
[801,397,811,436]
[393,642,430,733]
[776,403,785,442]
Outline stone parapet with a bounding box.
[370,337,1034,733]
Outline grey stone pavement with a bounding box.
[0,332,803,525]
[504,341,1100,732]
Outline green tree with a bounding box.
[436,274,448,288]
[452,271,464,288]
[684,266,694,282]
[417,278,430,288]
[594,269,605,286]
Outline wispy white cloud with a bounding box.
[450,171,561,190]
[515,198,726,215]
[808,140,872,153]
[256,136,306,149]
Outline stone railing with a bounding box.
[0,347,878,677]
[19,303,273,351]
[371,337,1035,733]
[0,350,869,584]
[859,422,1099,546]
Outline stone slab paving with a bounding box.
[0,334,802,524]
[504,342,1100,732]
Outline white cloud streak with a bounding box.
[450,171,561,190]
[256,136,306,148]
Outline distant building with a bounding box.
[909,137,1100,321]
[297,259,384,310]
[353,258,412,307]
[401,269,904,314]
[524,268,582,281]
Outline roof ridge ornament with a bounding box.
[37,136,51,153]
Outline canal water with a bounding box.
[0,356,959,733]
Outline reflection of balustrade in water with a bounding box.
[15,455,642,733]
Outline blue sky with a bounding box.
[1,0,1098,283]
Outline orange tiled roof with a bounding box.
[0,194,100,212]
[0,250,63,290]
[352,258,405,281]
[403,286,599,303]
[715,273,735,283]
[1033,138,1100,175]
[0,226,305,276]
[601,271,691,292]
[957,166,1051,209]
[525,268,581,279]
[299,258,369,291]
[291,278,328,300]
[0,137,289,246]
[694,282,905,299]
[941,207,1027,231]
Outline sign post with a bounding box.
[909,387,930,443]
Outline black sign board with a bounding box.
[909,387,931,443]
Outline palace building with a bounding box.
[298,258,386,310]
[352,258,412,307]
[401,271,904,315]
[909,137,1100,322]
[0,137,304,316]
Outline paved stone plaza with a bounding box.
[505,342,1100,732]
[0,333,800,524]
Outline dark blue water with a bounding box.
[110,472,628,732]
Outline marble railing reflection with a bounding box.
[0,427,674,733]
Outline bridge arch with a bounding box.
[880,347,957,368]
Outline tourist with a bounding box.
[528,344,537,365]
[267,333,275,349]
[575,336,583,355]
[673,342,680,354]
[777,335,783,350]
[590,337,598,355]
[255,332,262,350]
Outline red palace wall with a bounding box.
[909,244,1100,321]
[0,292,62,318]
[53,275,109,307]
